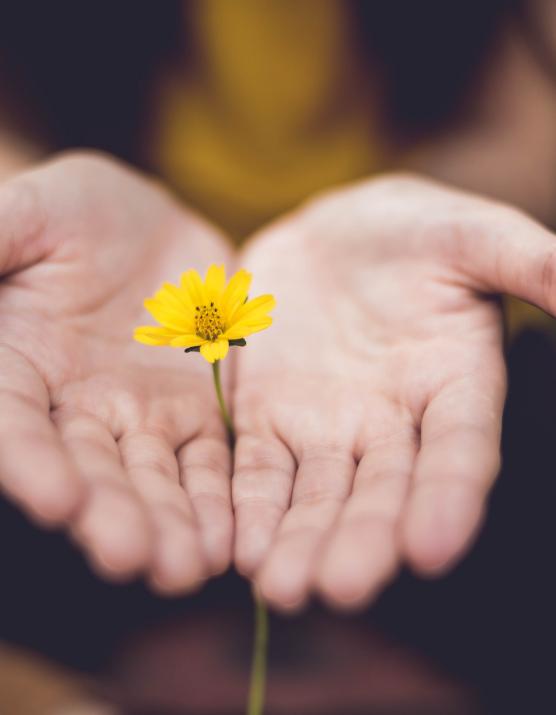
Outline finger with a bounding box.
[233,434,296,577]
[402,368,506,575]
[53,410,153,580]
[316,428,417,610]
[178,432,233,577]
[0,346,84,524]
[0,177,49,275]
[454,201,556,314]
[119,430,208,595]
[256,447,356,611]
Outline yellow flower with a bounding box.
[134,265,275,363]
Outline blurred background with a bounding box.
[1,1,556,713]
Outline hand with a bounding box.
[0,152,233,594]
[232,174,556,610]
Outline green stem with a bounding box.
[211,360,235,442]
[247,592,269,715]
[210,359,269,715]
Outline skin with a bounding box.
[2,155,556,610]
[233,174,556,611]
[0,152,234,595]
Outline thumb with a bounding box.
[454,204,556,316]
[0,175,49,276]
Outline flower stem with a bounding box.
[210,359,269,715]
[211,360,235,442]
[247,591,269,715]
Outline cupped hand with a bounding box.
[232,174,556,610]
[0,152,234,594]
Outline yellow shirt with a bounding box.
[150,0,383,241]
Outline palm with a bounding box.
[233,175,554,610]
[0,154,233,593]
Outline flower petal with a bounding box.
[156,282,195,312]
[169,334,207,348]
[221,269,252,321]
[204,264,226,301]
[134,326,181,346]
[230,294,276,323]
[180,269,206,307]
[224,316,273,340]
[200,339,229,363]
[144,298,195,333]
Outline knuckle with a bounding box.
[235,436,294,476]
[293,489,345,507]
[180,436,230,475]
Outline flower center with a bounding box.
[195,302,224,341]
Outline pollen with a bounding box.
[195,302,224,341]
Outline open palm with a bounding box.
[233,175,556,609]
[0,153,233,593]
